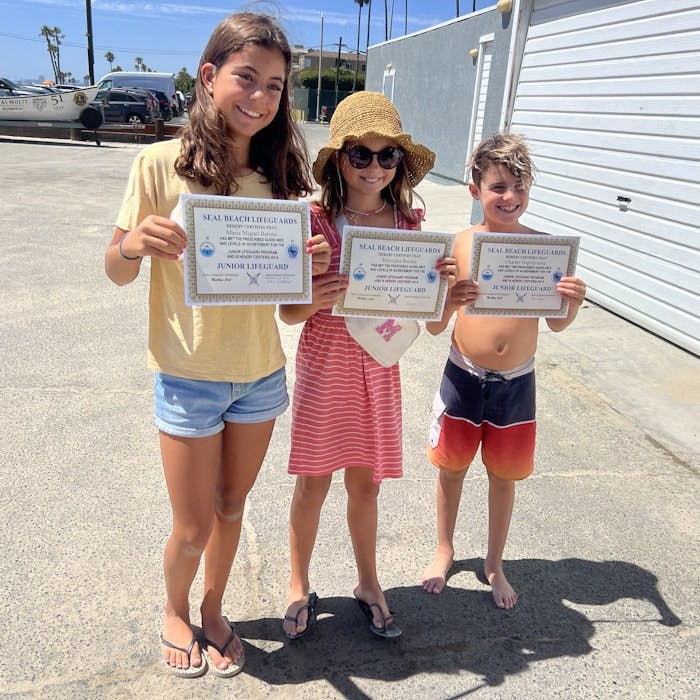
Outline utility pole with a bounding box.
[316,13,323,121]
[85,0,95,84]
[334,36,344,108]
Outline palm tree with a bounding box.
[39,25,64,83]
[104,51,114,71]
[353,0,370,90]
[51,26,63,81]
[134,56,144,71]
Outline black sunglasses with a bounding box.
[342,145,404,170]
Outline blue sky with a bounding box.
[0,0,493,84]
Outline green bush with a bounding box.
[296,68,364,91]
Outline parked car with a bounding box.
[91,87,160,125]
[0,77,53,96]
[28,83,58,92]
[51,84,89,92]
[97,71,178,116]
[151,89,173,120]
[175,90,186,115]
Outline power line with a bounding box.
[0,31,200,56]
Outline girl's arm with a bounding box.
[105,215,187,286]
[279,273,348,325]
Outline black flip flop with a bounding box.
[355,597,402,638]
[160,632,208,678]
[202,618,245,678]
[283,591,319,640]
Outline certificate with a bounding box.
[333,225,455,320]
[180,194,312,306]
[467,232,580,317]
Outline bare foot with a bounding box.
[201,614,243,671]
[161,613,203,672]
[484,567,518,609]
[283,593,314,638]
[421,549,454,594]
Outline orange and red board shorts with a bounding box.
[428,351,536,481]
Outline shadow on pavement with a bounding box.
[235,557,680,699]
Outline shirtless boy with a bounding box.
[421,133,586,608]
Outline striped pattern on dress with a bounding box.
[288,204,423,484]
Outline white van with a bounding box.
[97,72,179,115]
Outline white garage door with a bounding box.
[509,0,700,355]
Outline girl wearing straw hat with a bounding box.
[279,91,454,639]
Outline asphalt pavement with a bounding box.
[0,125,698,699]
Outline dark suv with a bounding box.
[151,90,173,120]
[92,88,160,125]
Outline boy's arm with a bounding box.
[546,276,587,332]
[279,273,348,325]
[426,279,479,335]
[426,230,479,335]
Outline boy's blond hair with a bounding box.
[469,133,536,189]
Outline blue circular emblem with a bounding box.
[352,266,366,281]
[426,269,438,283]
[481,267,494,281]
[199,241,215,257]
[287,243,300,258]
[552,270,563,282]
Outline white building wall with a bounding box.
[465,36,495,181]
[509,0,700,355]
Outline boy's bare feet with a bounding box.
[484,562,518,609]
[161,613,203,672]
[421,548,454,594]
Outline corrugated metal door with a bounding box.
[509,0,700,355]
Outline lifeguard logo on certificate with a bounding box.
[180,194,312,306]
[467,232,580,318]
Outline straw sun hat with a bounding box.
[312,91,436,187]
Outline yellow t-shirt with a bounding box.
[116,139,286,382]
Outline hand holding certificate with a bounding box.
[333,225,456,321]
[179,194,312,306]
[467,232,580,318]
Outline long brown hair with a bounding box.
[175,12,313,198]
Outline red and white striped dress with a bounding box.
[288,203,423,484]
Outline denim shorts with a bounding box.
[154,367,289,438]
